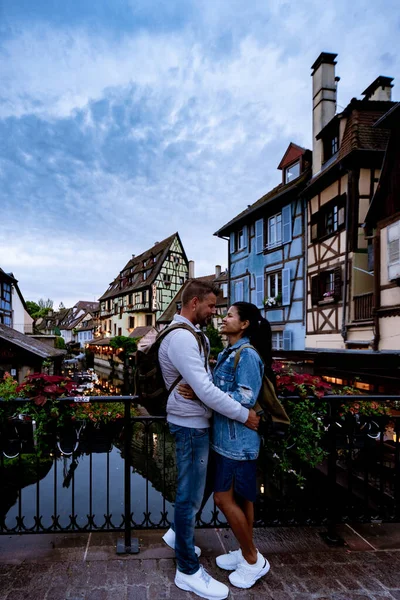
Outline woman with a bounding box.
[179,301,272,589]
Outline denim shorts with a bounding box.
[213,452,257,503]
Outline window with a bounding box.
[285,161,300,184]
[129,317,135,329]
[163,274,171,286]
[114,324,117,336]
[229,226,248,253]
[142,290,148,303]
[143,270,148,281]
[118,327,122,336]
[146,314,153,327]
[128,294,133,305]
[323,126,340,162]
[311,195,346,241]
[267,271,282,300]
[311,267,342,304]
[265,268,291,306]
[267,213,282,249]
[114,303,118,315]
[179,277,185,284]
[233,280,244,302]
[388,221,400,281]
[272,332,283,350]
[119,307,123,319]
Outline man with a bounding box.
[159,280,260,600]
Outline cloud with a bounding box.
[0,0,399,306]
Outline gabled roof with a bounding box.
[129,326,156,339]
[215,168,310,237]
[277,143,308,170]
[0,323,66,358]
[157,274,228,324]
[99,233,186,302]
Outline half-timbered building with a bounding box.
[215,143,311,351]
[305,52,395,350]
[365,102,400,350]
[97,233,189,338]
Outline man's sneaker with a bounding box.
[175,565,229,600]
[228,551,270,589]
[216,548,243,570]
[162,527,201,557]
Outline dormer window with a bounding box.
[323,125,340,162]
[285,161,300,184]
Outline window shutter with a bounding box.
[235,281,244,302]
[256,276,264,307]
[367,241,374,272]
[255,219,264,253]
[334,266,342,299]
[282,204,292,244]
[229,232,236,254]
[283,330,292,350]
[311,212,319,242]
[242,225,248,249]
[311,275,320,305]
[282,268,291,305]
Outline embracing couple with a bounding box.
[159,279,272,599]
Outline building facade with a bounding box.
[305,53,395,350]
[97,233,189,339]
[215,144,311,351]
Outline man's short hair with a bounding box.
[181,279,220,306]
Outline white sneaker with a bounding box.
[162,527,201,557]
[175,565,229,600]
[228,551,270,589]
[216,548,243,570]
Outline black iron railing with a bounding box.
[1,395,400,550]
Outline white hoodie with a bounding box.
[158,315,249,428]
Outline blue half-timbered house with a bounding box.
[215,143,311,351]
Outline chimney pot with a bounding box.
[215,265,221,278]
[311,52,338,175]
[362,76,394,102]
[188,260,195,279]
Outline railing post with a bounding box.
[116,397,139,554]
[321,399,345,546]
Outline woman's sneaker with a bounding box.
[229,551,270,589]
[175,565,229,599]
[162,527,201,557]
[216,548,243,570]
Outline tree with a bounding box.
[26,298,54,320]
[206,323,224,359]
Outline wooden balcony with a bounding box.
[354,292,374,321]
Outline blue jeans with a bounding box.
[169,424,209,574]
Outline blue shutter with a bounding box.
[282,204,292,244]
[283,330,292,350]
[255,219,264,253]
[242,225,248,249]
[230,232,235,254]
[256,276,264,307]
[282,267,291,305]
[235,281,244,301]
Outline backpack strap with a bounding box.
[233,343,259,369]
[157,323,208,394]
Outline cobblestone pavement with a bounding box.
[0,526,400,599]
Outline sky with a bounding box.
[0,0,399,308]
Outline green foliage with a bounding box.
[109,336,138,363]
[54,337,66,349]
[205,323,224,359]
[0,372,19,400]
[26,298,54,319]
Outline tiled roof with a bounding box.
[215,169,310,237]
[0,323,66,358]
[129,326,155,339]
[99,233,181,302]
[157,274,228,324]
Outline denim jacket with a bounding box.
[210,336,263,461]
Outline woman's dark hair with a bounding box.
[232,302,273,369]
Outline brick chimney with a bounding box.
[311,52,338,175]
[362,76,394,102]
[188,260,195,279]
